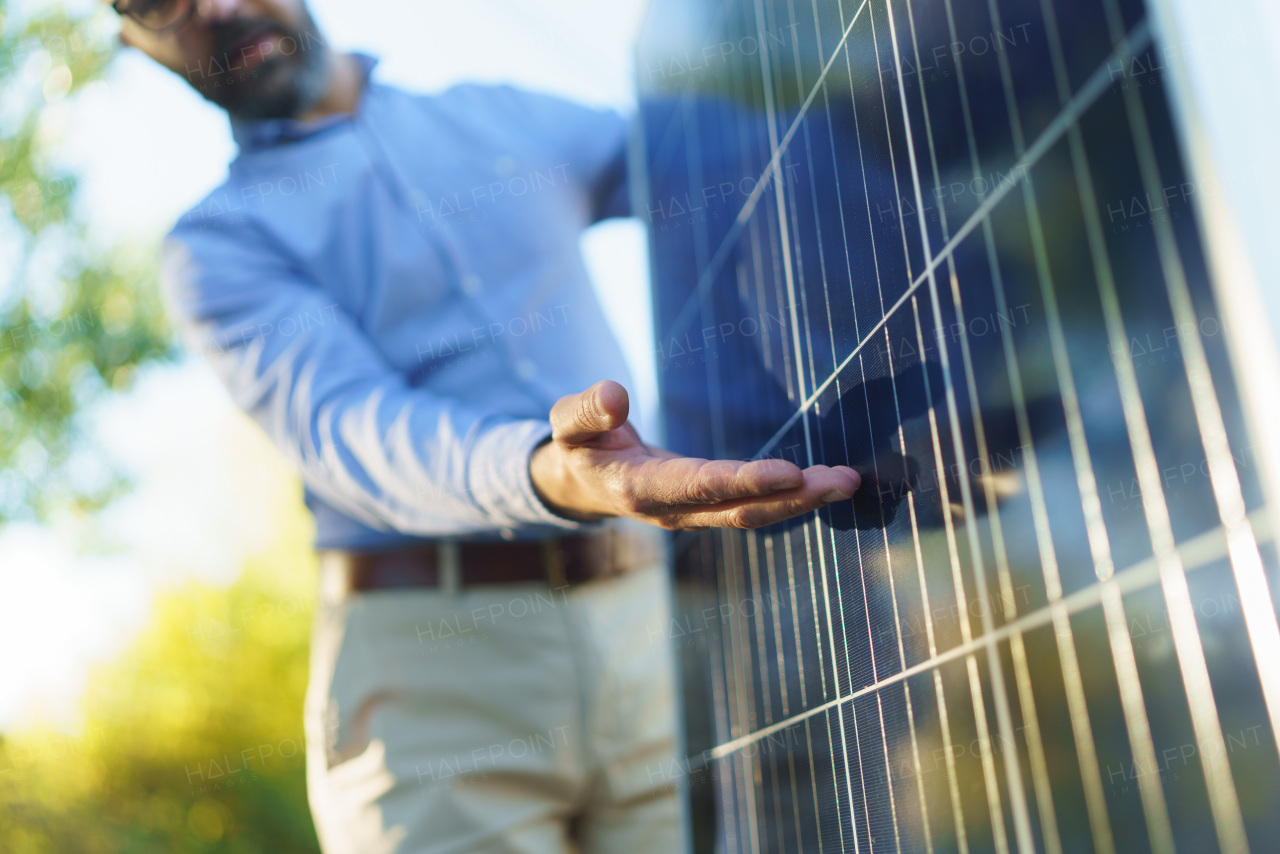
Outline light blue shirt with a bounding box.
[163,56,634,550]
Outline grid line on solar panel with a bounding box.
[663,0,872,347]
[655,0,1140,365]
[883,0,1035,847]
[797,9,920,809]
[816,481,871,844]
[1003,1,1249,851]
[780,24,877,829]
[812,7,960,845]
[1012,0,1175,848]
[739,3,1019,827]
[925,2,1071,849]
[741,18,1152,465]
[1094,0,1280,843]
[934,1,1147,851]
[921,0,1111,850]
[903,0,1107,849]
[700,507,1271,762]
[903,5,1060,840]
[801,446,865,844]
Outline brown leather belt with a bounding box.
[319,530,635,597]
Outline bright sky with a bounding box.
[0,0,655,728]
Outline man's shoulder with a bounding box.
[166,144,344,249]
[423,80,547,109]
[163,82,615,246]
[165,167,265,248]
[412,80,614,130]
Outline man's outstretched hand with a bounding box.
[529,381,860,530]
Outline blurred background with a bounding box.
[0,0,654,848]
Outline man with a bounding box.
[113,0,861,850]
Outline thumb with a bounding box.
[550,380,630,445]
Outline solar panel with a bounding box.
[635,0,1280,851]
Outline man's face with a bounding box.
[119,0,331,120]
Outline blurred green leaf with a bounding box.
[0,501,321,852]
[0,2,176,526]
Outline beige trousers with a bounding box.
[303,556,687,854]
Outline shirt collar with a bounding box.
[230,53,378,152]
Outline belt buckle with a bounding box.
[542,539,568,590]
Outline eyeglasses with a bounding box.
[112,0,196,34]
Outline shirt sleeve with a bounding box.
[162,219,585,538]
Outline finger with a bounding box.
[660,465,860,529]
[626,456,807,507]
[549,380,630,445]
[671,475,854,528]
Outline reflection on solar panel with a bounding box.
[635,0,1280,851]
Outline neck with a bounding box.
[297,52,362,123]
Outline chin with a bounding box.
[208,55,328,121]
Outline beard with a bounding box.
[189,6,331,121]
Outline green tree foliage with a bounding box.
[0,502,322,852]
[0,1,174,524]
[1,5,319,848]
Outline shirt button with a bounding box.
[516,359,537,380]
[461,274,482,296]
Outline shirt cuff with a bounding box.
[468,419,587,531]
